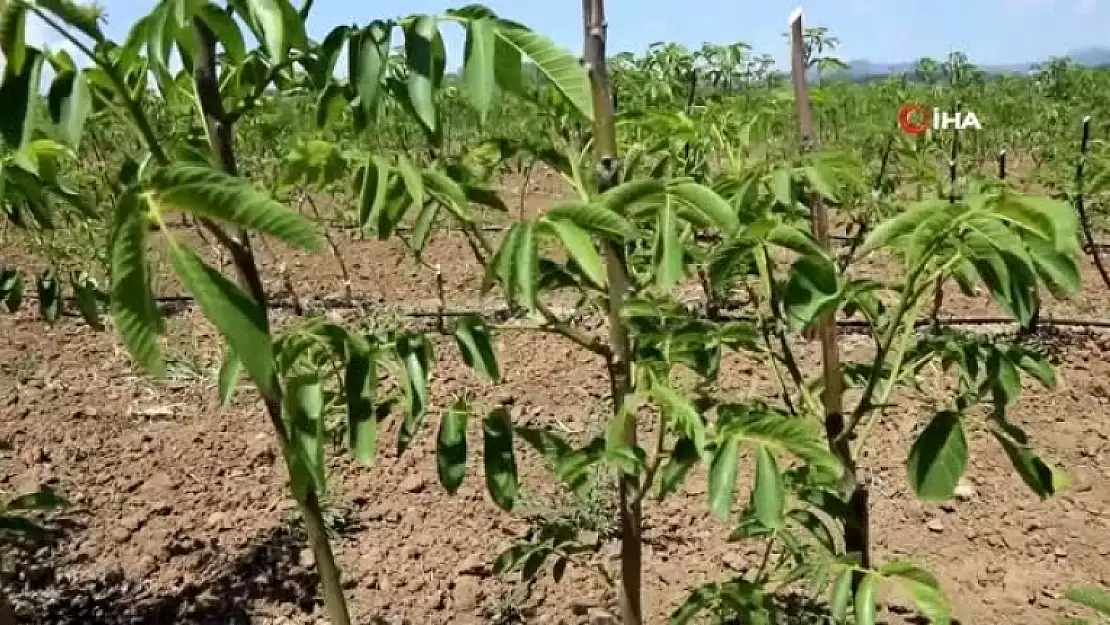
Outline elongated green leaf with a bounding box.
[71,271,102,330]
[284,374,326,499]
[346,342,378,465]
[1065,585,1110,616]
[437,398,469,493]
[425,171,476,226]
[245,0,286,63]
[217,349,241,406]
[862,200,945,253]
[0,44,43,149]
[0,0,27,74]
[992,429,1058,498]
[514,220,538,310]
[654,201,684,288]
[454,314,500,381]
[32,0,103,42]
[394,154,424,209]
[494,21,592,121]
[667,181,739,235]
[403,15,444,133]
[830,568,853,623]
[784,255,840,329]
[109,191,164,376]
[906,411,968,500]
[545,202,635,240]
[166,242,275,394]
[753,445,785,529]
[150,164,320,250]
[854,573,878,625]
[198,4,245,63]
[546,219,605,288]
[36,268,60,323]
[462,18,495,123]
[358,154,390,230]
[351,21,390,113]
[483,406,517,510]
[1,267,24,313]
[600,178,665,215]
[46,69,90,149]
[708,438,739,519]
[656,436,698,500]
[5,486,65,511]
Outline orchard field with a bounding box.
[2,1,1110,624]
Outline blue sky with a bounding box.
[19,0,1110,68]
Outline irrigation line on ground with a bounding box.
[16,293,1110,332]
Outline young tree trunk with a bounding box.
[581,2,641,623]
[190,19,352,625]
[788,7,871,584]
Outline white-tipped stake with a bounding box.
[1083,115,1092,123]
[789,7,804,25]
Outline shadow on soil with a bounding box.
[4,522,320,625]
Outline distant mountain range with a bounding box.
[821,46,1110,80]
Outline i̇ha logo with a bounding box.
[897,104,982,135]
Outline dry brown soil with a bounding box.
[1,170,1109,624]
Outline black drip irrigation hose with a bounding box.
[14,292,1110,333]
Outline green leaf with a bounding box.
[350,20,390,113]
[546,218,606,288]
[46,69,91,149]
[906,410,968,500]
[667,181,740,235]
[992,429,1059,498]
[150,164,320,250]
[109,191,164,377]
[198,4,246,63]
[166,242,275,394]
[545,201,635,240]
[436,398,469,494]
[462,18,495,123]
[799,164,840,202]
[862,200,942,252]
[0,1,28,74]
[493,20,592,121]
[770,168,792,207]
[283,374,326,499]
[345,342,378,465]
[0,44,43,149]
[784,255,840,330]
[514,220,538,310]
[454,314,500,381]
[656,436,699,500]
[358,154,390,230]
[483,406,517,510]
[829,568,853,623]
[1,267,24,313]
[70,271,102,330]
[36,267,60,323]
[881,561,952,624]
[6,486,66,511]
[708,438,739,519]
[394,153,425,210]
[854,573,878,625]
[217,349,241,406]
[32,0,104,42]
[245,0,287,63]
[654,201,685,288]
[1065,585,1110,617]
[403,15,445,133]
[753,445,785,529]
